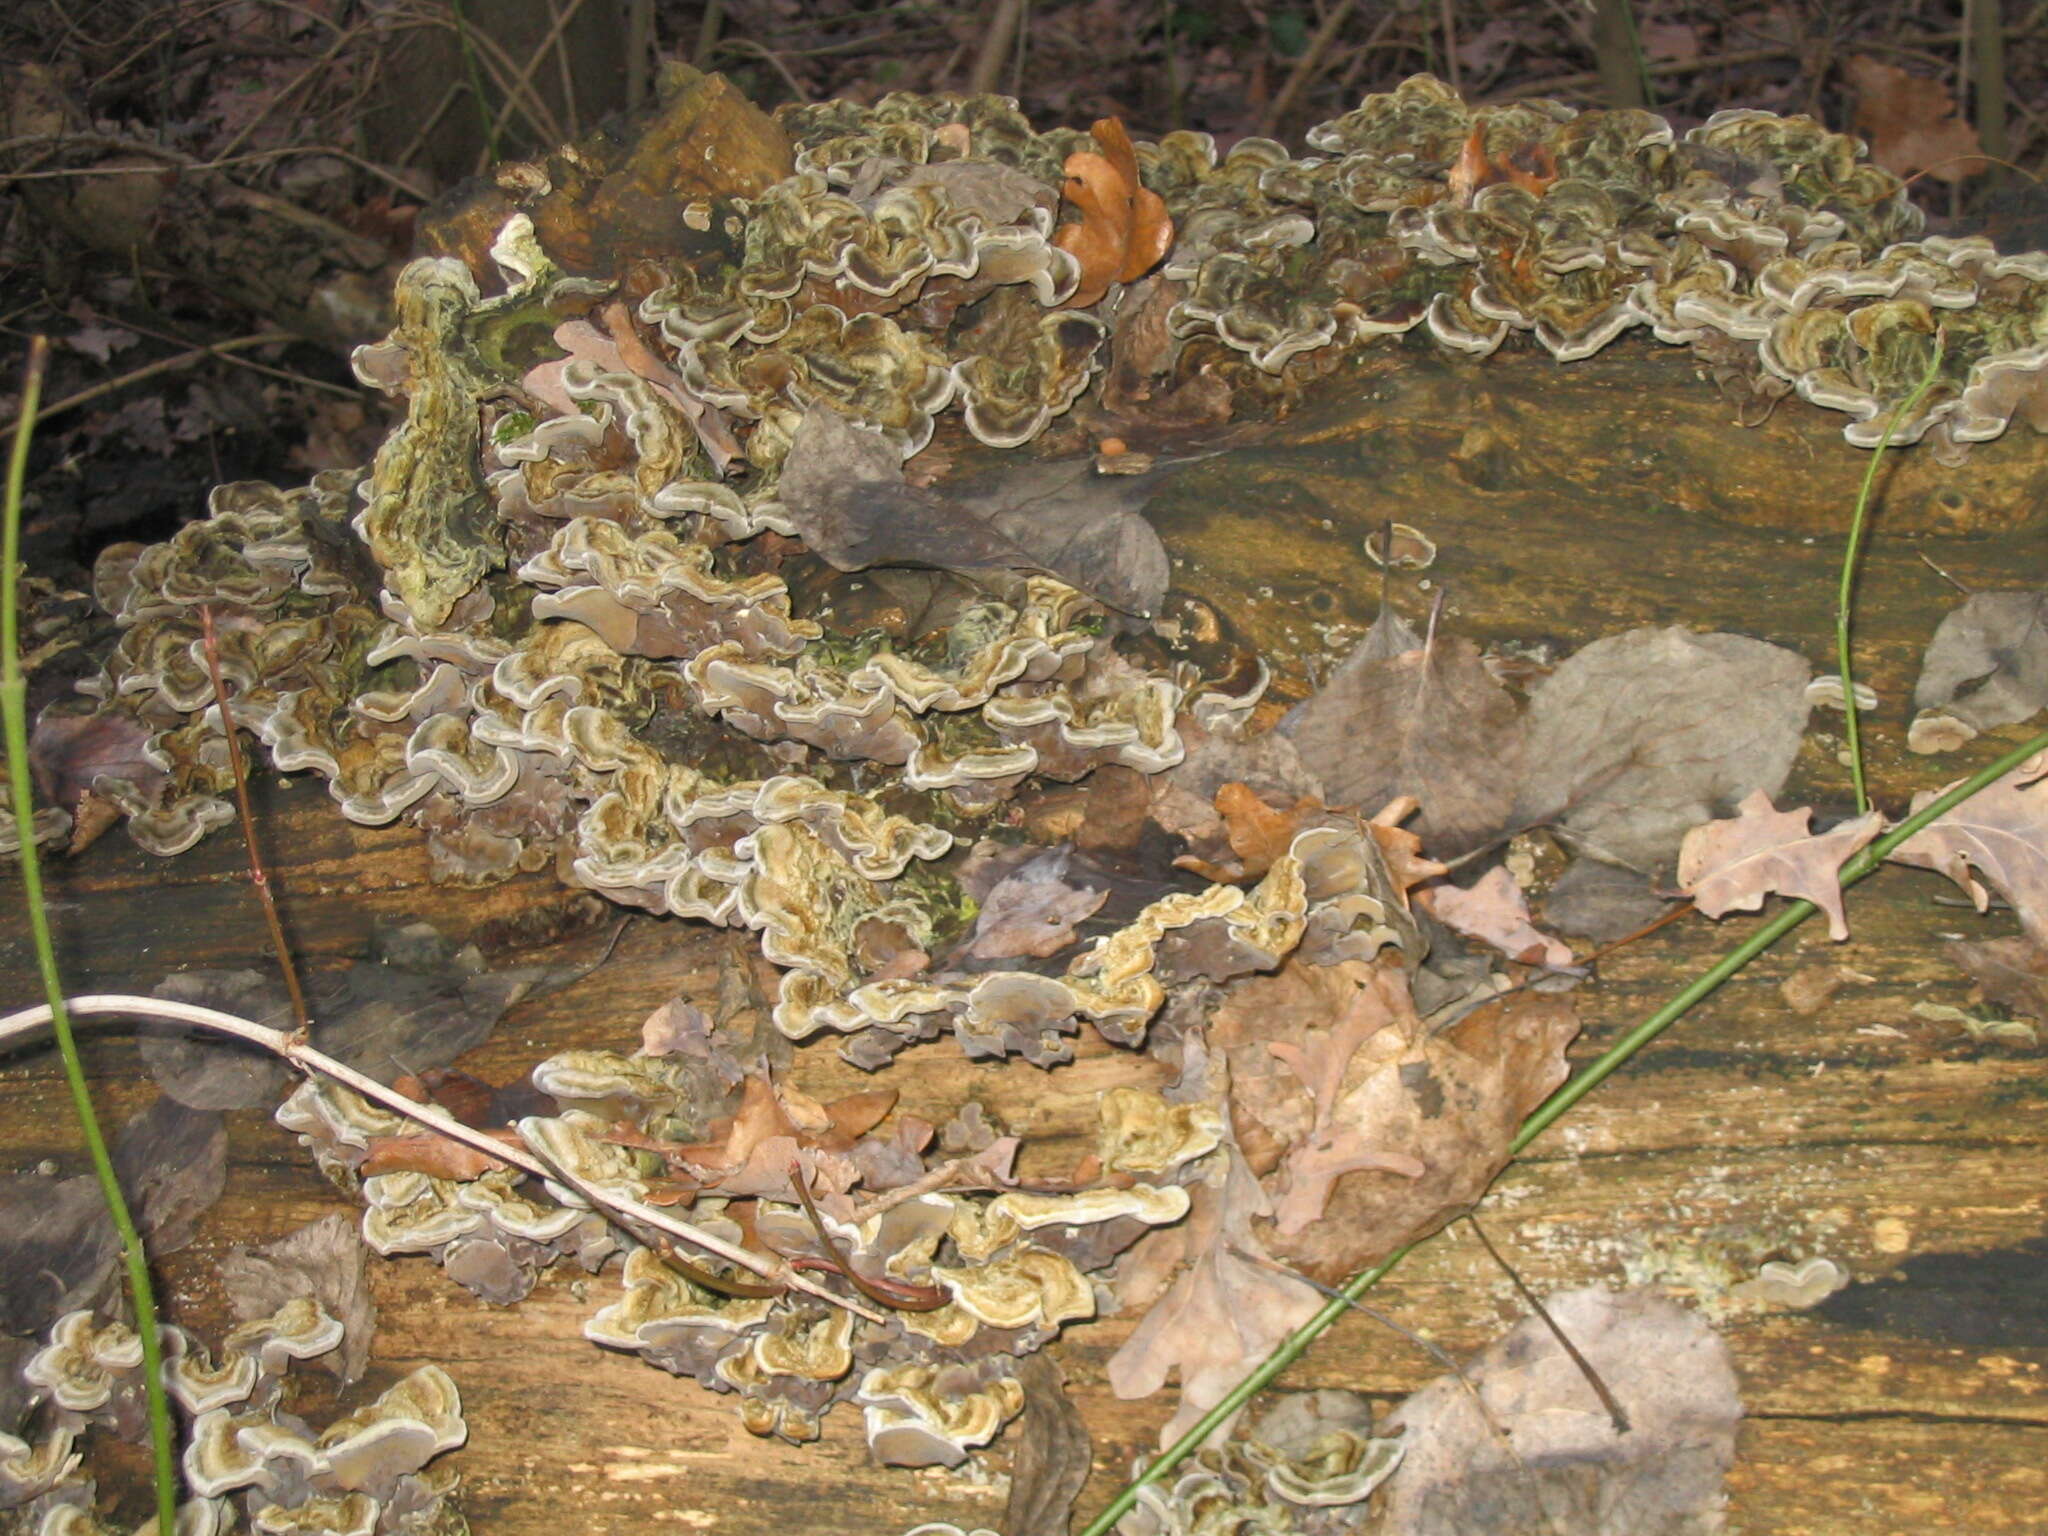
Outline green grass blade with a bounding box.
[3,337,182,1532]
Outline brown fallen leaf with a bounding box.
[778,404,1172,616]
[1419,865,1573,968]
[1948,934,2048,1023]
[1211,955,1578,1284]
[1001,1352,1093,1536]
[1106,1150,1322,1446]
[1379,1287,1741,1536]
[1054,118,1173,308]
[1174,781,1323,884]
[1887,750,2048,945]
[1780,960,1848,1017]
[957,846,1110,960]
[1677,790,1883,942]
[1846,54,1990,183]
[1446,122,1559,206]
[1281,631,1525,859]
[359,1127,522,1181]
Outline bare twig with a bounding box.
[1463,1213,1629,1435]
[0,332,298,439]
[1259,0,1361,138]
[0,994,885,1323]
[968,0,1028,95]
[712,37,811,102]
[0,135,424,201]
[693,0,726,71]
[198,605,312,1040]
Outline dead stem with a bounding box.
[1463,1212,1630,1436]
[0,994,886,1324]
[199,603,312,1039]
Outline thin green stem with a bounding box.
[1078,724,2048,1536]
[1837,334,1947,815]
[2,337,181,1533]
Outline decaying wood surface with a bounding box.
[4,351,2047,1533]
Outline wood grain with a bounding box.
[5,348,2047,1531]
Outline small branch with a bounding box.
[1258,0,1361,138]
[198,605,312,1039]
[968,0,1028,96]
[0,332,299,439]
[1463,1212,1629,1435]
[0,994,885,1324]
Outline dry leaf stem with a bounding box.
[3,337,182,1529]
[1078,721,2048,1536]
[199,603,312,1038]
[0,993,887,1325]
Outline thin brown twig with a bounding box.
[0,332,299,439]
[786,1156,951,1311]
[1259,0,1361,137]
[210,13,376,166]
[0,133,426,200]
[968,0,1028,96]
[712,37,812,102]
[198,604,312,1040]
[1463,1212,1630,1436]
[404,0,565,146]
[478,0,595,168]
[1491,16,2048,103]
[106,314,359,401]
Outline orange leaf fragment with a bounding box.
[1054,118,1173,308]
[360,1128,521,1181]
[1173,781,1321,883]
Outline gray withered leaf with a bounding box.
[0,1175,121,1338]
[1509,627,1810,873]
[1380,1286,1741,1536]
[1000,1352,1093,1536]
[1947,934,2048,1024]
[1281,631,1522,857]
[956,846,1110,963]
[220,1213,376,1383]
[777,405,1171,616]
[1913,590,2048,734]
[113,1093,226,1255]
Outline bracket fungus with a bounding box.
[47,73,2048,1467]
[6,1297,461,1535]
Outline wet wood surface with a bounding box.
[4,343,2047,1533]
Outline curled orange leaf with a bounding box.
[1054,118,1173,308]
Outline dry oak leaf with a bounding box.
[1105,1149,1320,1447]
[1211,955,1578,1284]
[1677,790,1882,942]
[1888,750,2048,946]
[1420,865,1573,968]
[1054,118,1173,309]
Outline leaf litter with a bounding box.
[34,465,2048,1536]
